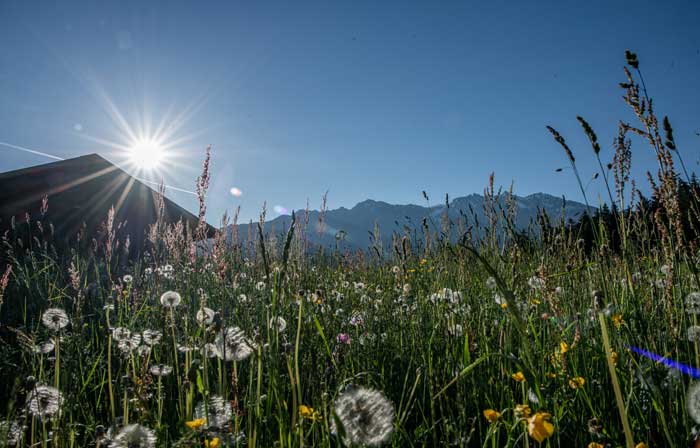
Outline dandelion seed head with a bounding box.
[528,276,545,290]
[26,385,63,420]
[268,316,287,333]
[687,292,700,315]
[195,395,233,429]
[660,264,672,276]
[688,326,700,342]
[111,327,131,341]
[160,291,182,308]
[0,419,25,445]
[331,386,395,446]
[202,343,219,358]
[118,334,141,354]
[34,340,55,354]
[215,327,254,361]
[486,277,497,290]
[108,424,157,448]
[149,364,173,377]
[196,307,216,325]
[41,308,69,331]
[688,382,700,423]
[136,345,151,357]
[142,329,163,346]
[178,344,195,353]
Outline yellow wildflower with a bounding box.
[515,404,532,418]
[205,438,220,448]
[500,302,508,309]
[569,376,585,389]
[559,341,569,355]
[612,313,624,328]
[407,268,416,273]
[299,404,321,421]
[185,418,206,430]
[588,443,604,448]
[483,409,501,423]
[635,444,648,448]
[419,258,428,265]
[546,372,557,379]
[512,371,526,383]
[611,351,619,366]
[527,412,554,443]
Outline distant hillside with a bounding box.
[228,193,591,251]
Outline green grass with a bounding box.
[1,226,698,447]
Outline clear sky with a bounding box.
[1,1,699,222]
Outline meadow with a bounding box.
[1,52,699,447]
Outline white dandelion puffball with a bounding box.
[688,382,700,423]
[136,345,152,357]
[41,308,69,331]
[0,419,25,446]
[660,264,672,276]
[269,316,287,333]
[33,340,55,354]
[111,327,131,341]
[215,326,255,361]
[486,276,497,290]
[196,307,216,325]
[689,326,700,342]
[118,334,141,354]
[160,291,182,308]
[109,424,157,448]
[26,385,63,420]
[194,395,233,428]
[149,364,173,377]
[687,292,700,315]
[142,329,163,346]
[528,276,545,290]
[201,343,220,358]
[331,386,395,446]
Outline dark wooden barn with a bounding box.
[0,153,215,255]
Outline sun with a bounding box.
[127,138,165,170]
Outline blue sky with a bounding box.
[1,1,699,222]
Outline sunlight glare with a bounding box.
[128,138,165,170]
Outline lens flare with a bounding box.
[230,187,243,197]
[273,205,289,215]
[627,345,700,378]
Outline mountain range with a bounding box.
[229,193,591,251]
